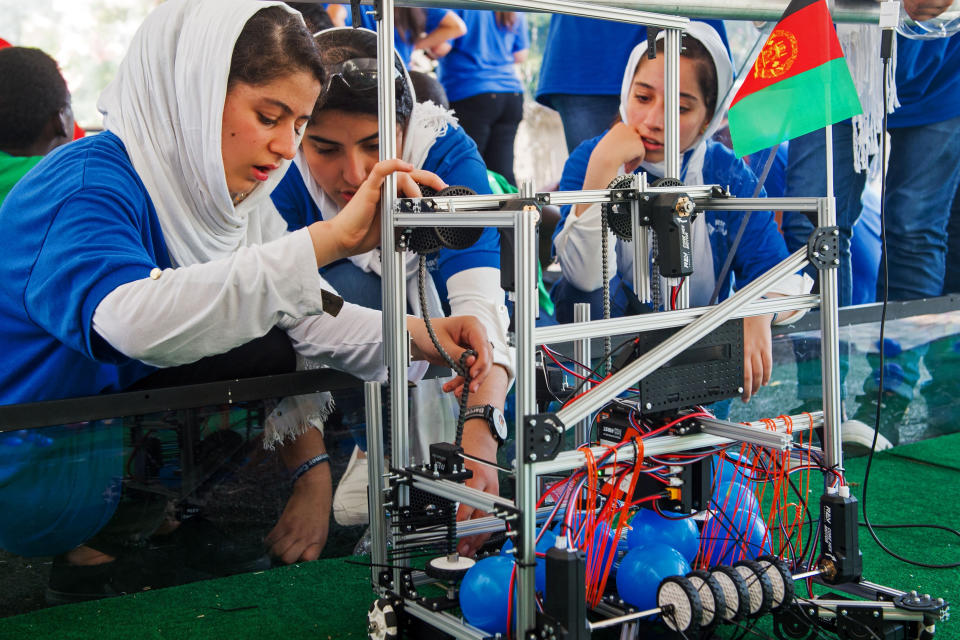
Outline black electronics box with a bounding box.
[612,318,744,414]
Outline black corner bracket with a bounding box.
[807,226,840,270]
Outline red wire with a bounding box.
[506,563,517,640]
[541,346,602,384]
[641,411,711,439]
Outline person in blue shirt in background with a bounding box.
[780,0,960,447]
[551,23,811,403]
[437,10,529,186]
[536,16,727,153]
[348,6,466,68]
[272,27,512,555]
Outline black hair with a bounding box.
[495,12,518,29]
[283,2,335,33]
[313,28,414,128]
[395,8,426,44]
[228,6,325,89]
[0,47,69,149]
[640,35,718,121]
[409,70,449,109]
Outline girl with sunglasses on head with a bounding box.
[272,27,511,557]
[0,0,493,599]
[551,22,811,404]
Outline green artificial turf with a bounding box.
[3,439,958,640]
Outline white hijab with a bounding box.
[619,21,733,186]
[616,22,732,307]
[291,27,457,314]
[98,0,303,268]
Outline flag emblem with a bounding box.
[755,30,799,79]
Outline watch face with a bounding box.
[490,407,508,440]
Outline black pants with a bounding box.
[450,92,524,186]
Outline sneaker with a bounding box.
[841,418,893,457]
[333,446,369,526]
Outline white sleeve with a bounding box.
[444,266,515,384]
[553,203,616,292]
[281,302,428,383]
[766,272,816,326]
[93,228,337,367]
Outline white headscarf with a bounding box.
[291,27,457,314]
[619,21,733,186]
[615,23,732,307]
[98,0,305,268]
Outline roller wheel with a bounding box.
[657,575,703,636]
[709,564,751,622]
[368,598,399,640]
[734,559,774,618]
[686,569,726,630]
[758,555,795,613]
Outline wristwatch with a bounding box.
[462,404,508,446]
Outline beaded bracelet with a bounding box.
[291,453,330,484]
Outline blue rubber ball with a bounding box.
[700,507,771,567]
[460,555,515,635]
[553,513,621,577]
[500,528,557,592]
[616,543,691,611]
[713,451,759,486]
[627,508,700,563]
[712,479,761,516]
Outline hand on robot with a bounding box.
[308,158,447,263]
[408,315,493,395]
[457,421,500,557]
[902,0,954,21]
[454,364,511,557]
[741,314,773,402]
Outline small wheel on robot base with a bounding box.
[757,555,795,613]
[685,570,726,630]
[657,575,703,636]
[734,559,774,618]
[368,597,399,640]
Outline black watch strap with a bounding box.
[463,404,507,445]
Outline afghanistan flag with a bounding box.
[727,0,862,158]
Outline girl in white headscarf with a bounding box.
[272,27,511,556]
[551,22,811,403]
[0,0,492,583]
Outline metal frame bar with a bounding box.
[536,294,819,344]
[698,417,793,450]
[365,381,388,591]
[346,0,905,23]
[573,303,593,444]
[534,411,821,476]
[403,601,489,640]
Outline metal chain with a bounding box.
[600,209,612,374]
[418,255,474,447]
